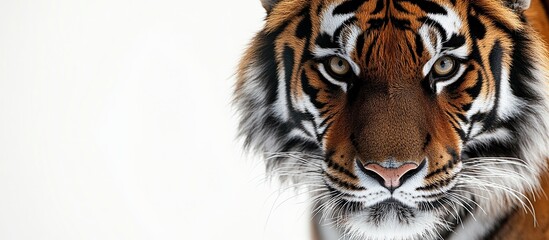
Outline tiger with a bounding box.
[234,0,549,239]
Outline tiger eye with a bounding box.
[328,56,351,77]
[433,56,457,77]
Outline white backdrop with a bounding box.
[0,0,310,239]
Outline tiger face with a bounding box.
[235,0,549,239]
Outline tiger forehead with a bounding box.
[345,0,452,29]
[318,0,466,47]
[266,0,521,34]
[314,0,465,78]
[266,0,464,30]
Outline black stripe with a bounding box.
[446,64,474,94]
[400,0,447,15]
[453,122,467,141]
[470,3,515,36]
[467,112,487,138]
[319,110,334,125]
[301,71,326,109]
[455,112,468,123]
[424,148,460,179]
[372,0,385,14]
[280,136,320,153]
[333,0,368,15]
[417,172,458,191]
[405,38,417,62]
[481,208,517,239]
[324,183,368,198]
[364,35,379,62]
[482,41,503,132]
[315,32,338,49]
[442,34,466,49]
[356,32,365,57]
[445,110,461,131]
[247,114,295,150]
[391,17,412,30]
[462,103,472,111]
[296,12,312,39]
[318,120,333,139]
[333,17,358,44]
[415,33,424,58]
[367,18,388,30]
[326,173,365,190]
[299,5,314,65]
[468,13,486,40]
[465,70,483,98]
[542,0,549,13]
[251,30,286,106]
[507,24,540,103]
[393,1,410,14]
[325,153,358,179]
[252,20,291,107]
[420,17,448,41]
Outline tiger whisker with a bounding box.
[459,174,536,222]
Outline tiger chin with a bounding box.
[234,0,549,239]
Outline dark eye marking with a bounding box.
[468,14,486,40]
[296,12,312,39]
[316,32,338,49]
[442,34,466,50]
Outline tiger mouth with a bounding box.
[318,188,455,233]
[368,199,417,224]
[319,159,463,222]
[326,188,453,213]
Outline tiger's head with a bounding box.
[235,0,549,239]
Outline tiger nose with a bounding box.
[358,160,425,191]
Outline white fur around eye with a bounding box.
[318,63,349,92]
[434,65,466,94]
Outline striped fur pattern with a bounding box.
[234,0,549,239]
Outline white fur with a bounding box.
[428,6,462,38]
[274,64,290,121]
[320,4,355,39]
[449,214,503,240]
[434,65,467,94]
[421,6,463,77]
[498,68,526,120]
[344,211,443,240]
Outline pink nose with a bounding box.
[363,162,420,188]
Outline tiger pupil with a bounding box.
[440,60,447,68]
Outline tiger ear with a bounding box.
[261,0,279,13]
[504,0,531,12]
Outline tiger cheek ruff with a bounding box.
[234,0,549,239]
